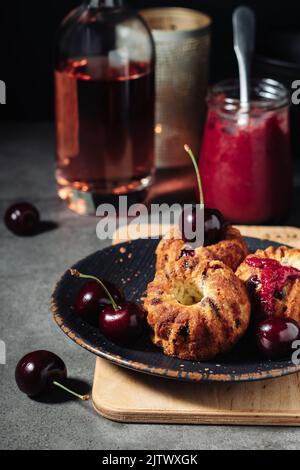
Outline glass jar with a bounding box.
[199,79,291,224]
[55,0,155,215]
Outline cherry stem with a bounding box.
[70,269,119,312]
[184,144,204,208]
[52,381,90,401]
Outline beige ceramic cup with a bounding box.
[140,7,211,168]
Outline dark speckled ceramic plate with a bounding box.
[51,237,300,382]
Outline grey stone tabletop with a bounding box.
[1,122,300,450]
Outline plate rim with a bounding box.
[51,237,300,383]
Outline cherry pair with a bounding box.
[71,269,143,344]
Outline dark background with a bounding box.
[0,0,300,121]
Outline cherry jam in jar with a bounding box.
[199,79,292,224]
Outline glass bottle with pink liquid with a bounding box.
[55,0,155,214]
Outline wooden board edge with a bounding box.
[92,361,300,426]
[91,394,300,426]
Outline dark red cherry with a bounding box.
[75,280,124,320]
[15,350,66,397]
[204,208,225,246]
[180,145,226,247]
[5,202,40,236]
[15,350,89,400]
[179,205,225,247]
[71,269,144,344]
[256,317,300,359]
[99,302,144,344]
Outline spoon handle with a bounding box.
[233,6,255,107]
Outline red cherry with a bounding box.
[179,206,225,246]
[71,269,144,344]
[15,351,89,400]
[74,280,124,320]
[256,317,300,359]
[99,302,144,344]
[180,145,226,247]
[15,351,66,397]
[5,202,40,236]
[203,208,226,246]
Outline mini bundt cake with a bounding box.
[156,224,248,277]
[236,245,300,323]
[144,257,251,361]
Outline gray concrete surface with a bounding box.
[1,123,300,450]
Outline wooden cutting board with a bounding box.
[92,225,300,425]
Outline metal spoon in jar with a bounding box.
[233,6,255,125]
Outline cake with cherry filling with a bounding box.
[236,245,300,322]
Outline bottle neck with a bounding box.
[87,0,123,8]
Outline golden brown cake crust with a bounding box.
[144,258,251,361]
[236,245,300,323]
[156,225,248,276]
